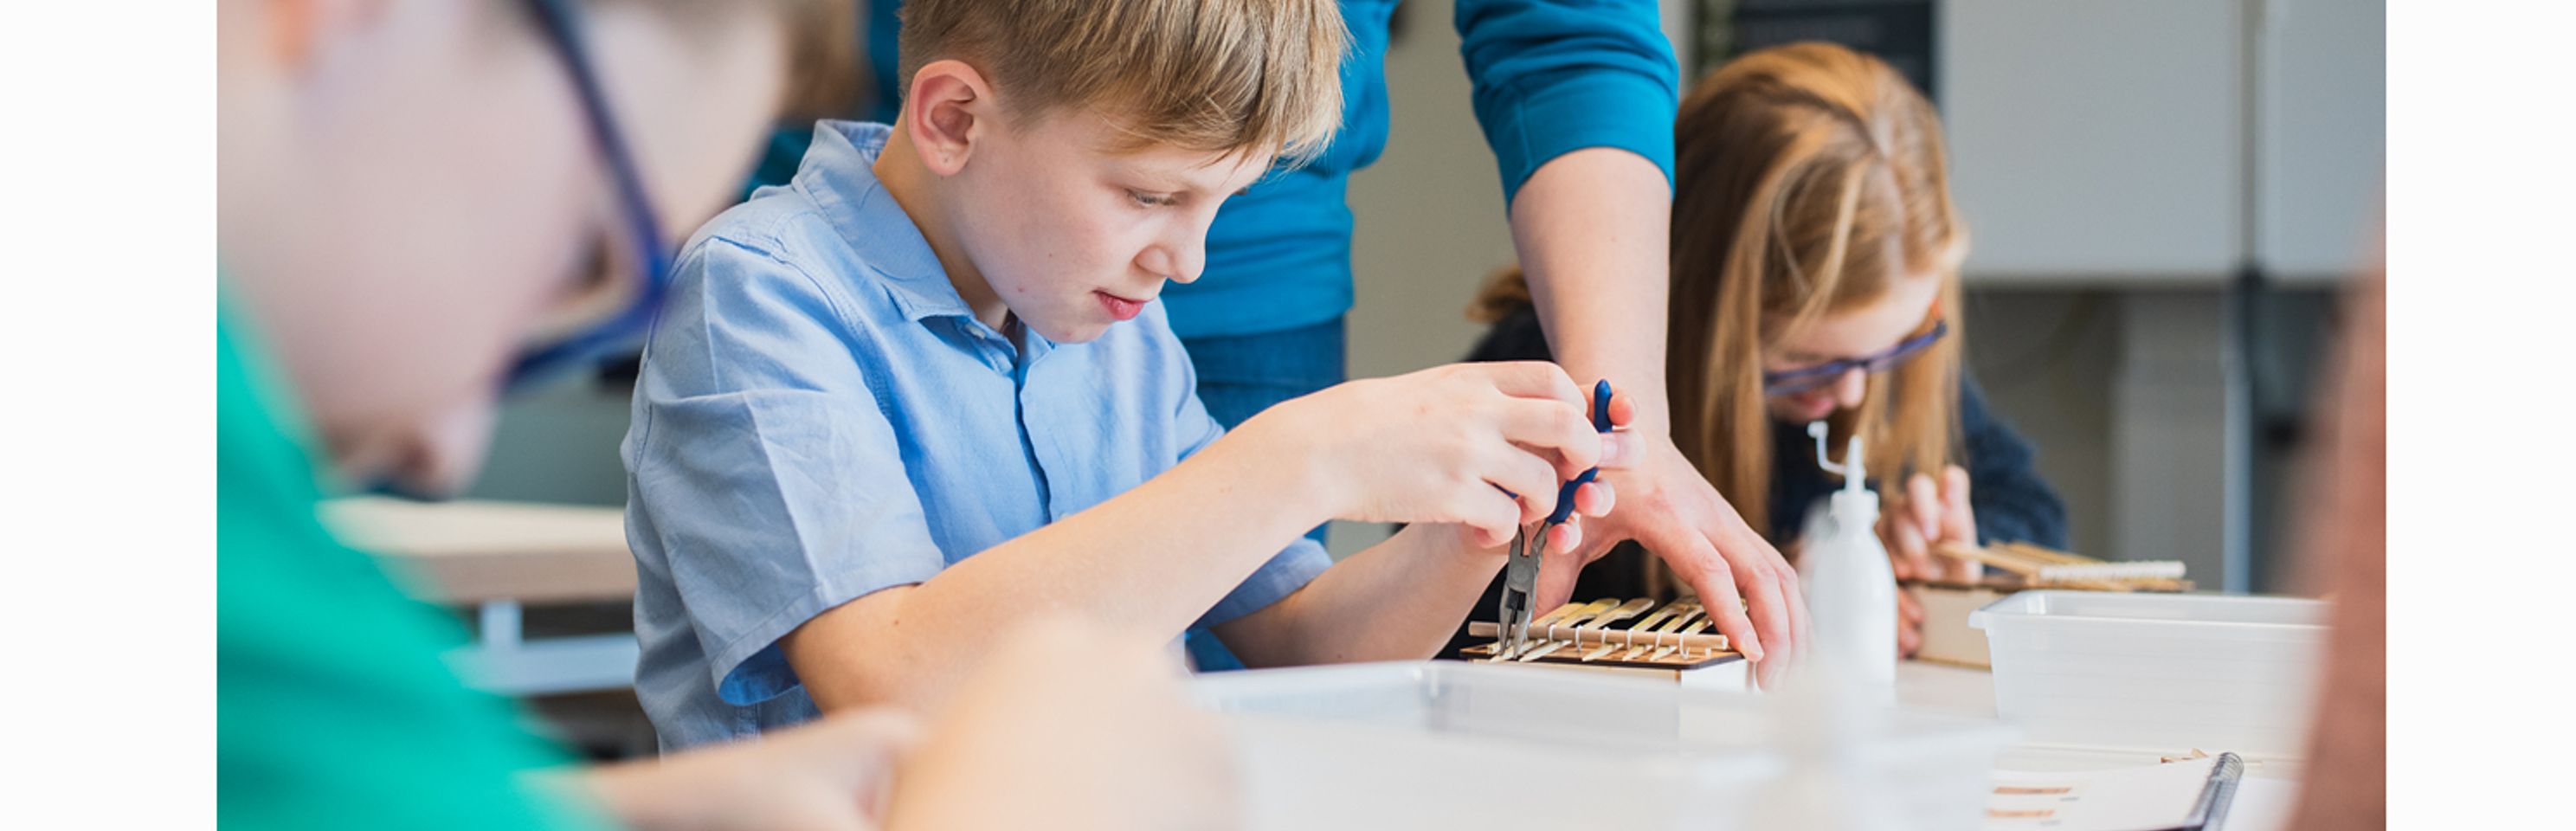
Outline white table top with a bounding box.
[1894,660,2301,831]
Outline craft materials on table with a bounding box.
[1465,597,1739,670]
[1927,540,2193,593]
[1910,541,2193,669]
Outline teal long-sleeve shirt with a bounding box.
[766,0,1681,339]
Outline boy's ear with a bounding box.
[905,59,997,177]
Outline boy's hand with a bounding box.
[1241,362,1637,550]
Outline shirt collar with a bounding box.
[795,121,978,324]
[794,121,1059,360]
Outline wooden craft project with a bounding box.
[1924,541,2193,593]
[1462,597,1740,671]
[1910,541,2193,668]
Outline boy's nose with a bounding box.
[1138,238,1204,284]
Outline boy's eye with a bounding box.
[1127,190,1176,208]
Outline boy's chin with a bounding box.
[1020,311,1117,345]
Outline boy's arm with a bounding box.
[1213,524,1510,667]
[785,364,1615,713]
[783,435,1331,712]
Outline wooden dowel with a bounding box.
[1935,541,2045,576]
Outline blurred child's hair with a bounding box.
[1471,42,1967,540]
[896,0,1348,164]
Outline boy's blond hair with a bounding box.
[897,0,1348,163]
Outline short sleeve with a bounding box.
[1456,0,1681,204]
[626,237,945,705]
[1161,347,1331,628]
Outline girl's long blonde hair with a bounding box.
[1473,42,1968,540]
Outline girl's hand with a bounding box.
[1235,362,1636,552]
[1878,465,1976,656]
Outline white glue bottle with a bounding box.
[1794,421,1897,698]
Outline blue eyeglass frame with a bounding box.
[1761,319,1948,396]
[501,0,674,392]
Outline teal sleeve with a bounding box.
[1455,0,1682,205]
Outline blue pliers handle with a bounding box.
[1496,379,1615,660]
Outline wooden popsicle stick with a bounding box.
[1614,602,1703,660]
[1576,598,1659,661]
[1465,621,1731,656]
[1598,602,1689,662]
[1935,541,2044,576]
[1486,600,1596,661]
[1502,598,1619,662]
[1518,598,1648,662]
[1649,618,1717,661]
[1999,541,2094,565]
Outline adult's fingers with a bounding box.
[1718,520,1801,689]
[1571,480,1614,518]
[1596,385,1638,428]
[1646,519,1764,665]
[1533,541,1584,611]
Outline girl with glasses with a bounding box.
[1458,42,2066,658]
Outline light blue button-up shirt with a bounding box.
[621,121,1331,750]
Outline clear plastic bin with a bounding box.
[1189,660,2012,830]
[1969,590,2328,758]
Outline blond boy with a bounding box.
[624,0,1629,746]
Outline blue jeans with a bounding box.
[1175,317,1346,671]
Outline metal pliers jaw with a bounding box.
[1491,379,1617,662]
[1495,521,1543,660]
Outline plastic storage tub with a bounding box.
[1189,660,2012,830]
[1969,590,2328,758]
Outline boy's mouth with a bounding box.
[1094,290,1148,322]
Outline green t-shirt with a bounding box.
[217,307,609,830]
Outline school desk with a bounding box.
[323,497,638,696]
[1895,660,2302,830]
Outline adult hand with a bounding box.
[1536,432,1806,690]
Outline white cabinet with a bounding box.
[2257,0,2386,282]
[1941,0,2248,283]
[1935,0,2381,284]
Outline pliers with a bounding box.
[1494,380,1615,660]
